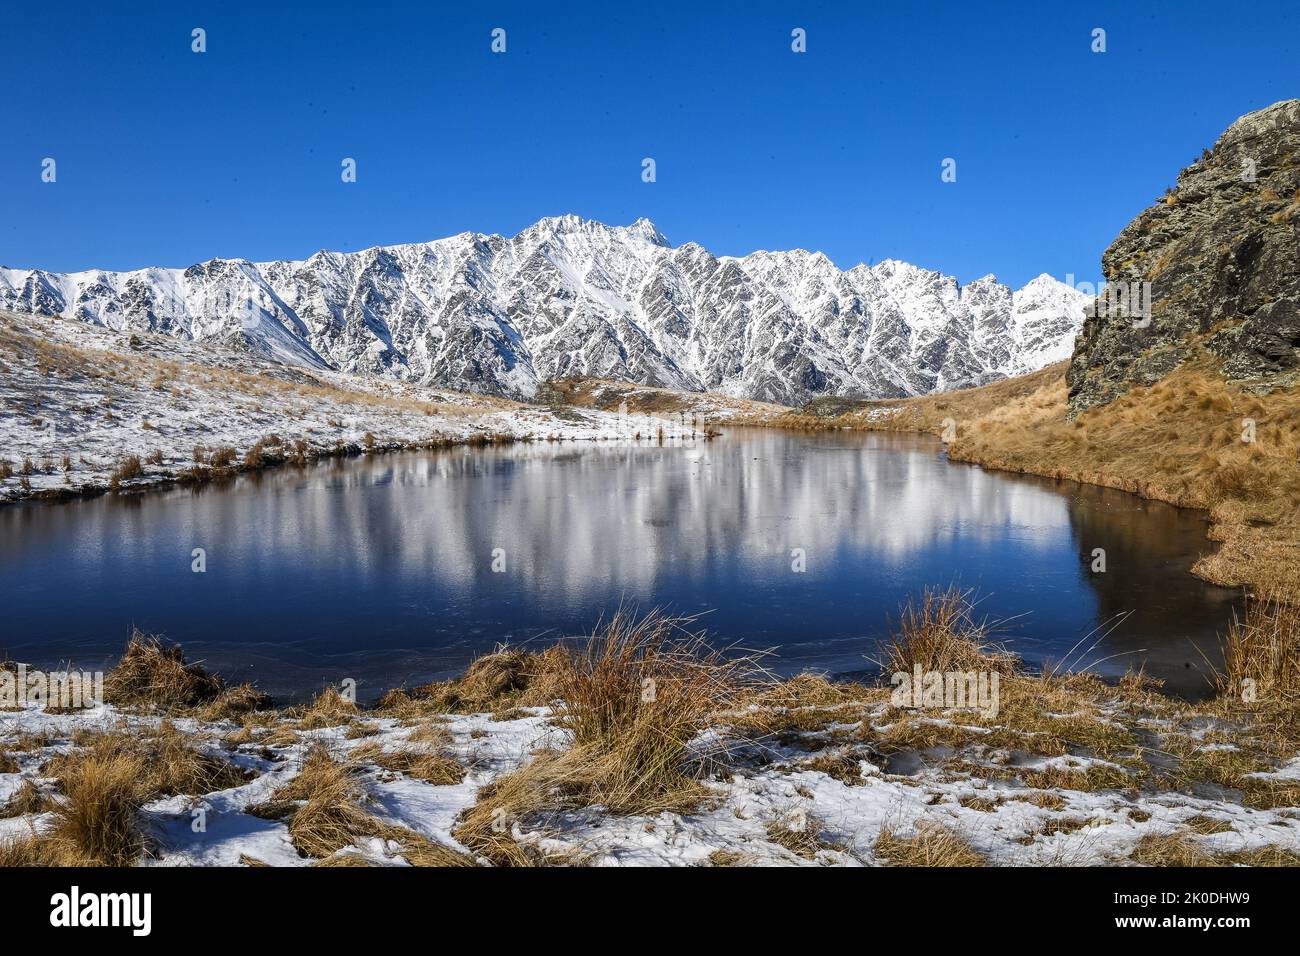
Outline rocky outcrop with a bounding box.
[1068,100,1300,413]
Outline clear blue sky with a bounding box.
[3,0,1296,287]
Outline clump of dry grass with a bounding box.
[0,780,54,818]
[199,683,274,721]
[296,686,358,729]
[1217,592,1300,703]
[261,746,473,865]
[800,749,874,786]
[5,752,153,866]
[263,746,369,858]
[726,673,885,735]
[350,741,464,786]
[1009,790,1067,811]
[707,848,750,866]
[108,455,143,490]
[287,782,379,858]
[453,650,535,704]
[1128,832,1216,867]
[259,725,302,747]
[405,722,453,747]
[455,612,759,862]
[44,723,249,799]
[875,822,986,866]
[959,793,1004,812]
[880,586,1018,677]
[387,830,478,867]
[376,646,565,717]
[765,813,847,861]
[310,851,375,867]
[1182,814,1234,835]
[0,834,53,867]
[1217,845,1300,866]
[550,610,753,811]
[452,764,561,866]
[1017,761,1137,794]
[103,631,225,710]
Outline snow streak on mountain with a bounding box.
[0,216,1089,405]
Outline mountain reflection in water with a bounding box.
[0,428,1239,700]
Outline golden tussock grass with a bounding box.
[455,611,762,863]
[261,746,474,865]
[43,723,250,800]
[261,725,303,747]
[258,747,368,858]
[0,780,55,818]
[349,740,464,786]
[875,822,986,867]
[548,610,756,810]
[878,586,1019,676]
[726,673,887,736]
[295,686,359,729]
[376,646,566,717]
[765,815,847,861]
[103,631,225,710]
[1128,832,1216,867]
[199,683,274,721]
[1217,592,1300,702]
[842,358,1299,601]
[0,752,149,867]
[854,587,1150,771]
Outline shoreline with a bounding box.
[3,606,1297,868]
[0,310,724,508]
[719,362,1299,603]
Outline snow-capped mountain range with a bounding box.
[0,215,1088,405]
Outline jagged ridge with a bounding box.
[1,215,1088,405]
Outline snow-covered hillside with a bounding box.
[1,310,779,504]
[0,216,1090,405]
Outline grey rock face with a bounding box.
[1068,99,1300,413]
[2,215,1088,406]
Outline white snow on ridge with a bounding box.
[0,217,1089,406]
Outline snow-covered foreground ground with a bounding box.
[3,673,1298,867]
[0,310,774,504]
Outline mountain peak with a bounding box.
[513,214,669,248]
[520,213,588,237]
[623,217,668,246]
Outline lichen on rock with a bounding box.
[1068,99,1300,414]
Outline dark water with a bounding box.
[0,429,1240,701]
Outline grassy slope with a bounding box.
[832,357,1300,601]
